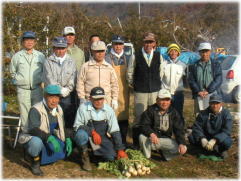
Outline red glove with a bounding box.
[117,150,128,160]
[91,130,102,145]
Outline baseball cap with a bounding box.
[52,37,67,48]
[22,31,36,39]
[44,85,61,95]
[91,41,106,51]
[63,26,76,35]
[167,43,181,54]
[90,87,105,99]
[198,42,212,51]
[112,35,124,44]
[143,32,156,42]
[209,94,222,103]
[157,89,172,99]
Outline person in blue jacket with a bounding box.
[189,93,232,159]
[188,42,222,116]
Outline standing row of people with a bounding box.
[9,27,232,176]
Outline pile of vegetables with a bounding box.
[97,149,156,178]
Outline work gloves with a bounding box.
[65,138,72,157]
[47,135,60,152]
[61,87,69,97]
[91,130,102,145]
[206,139,216,151]
[117,150,128,160]
[201,138,208,148]
[201,138,217,151]
[111,100,118,110]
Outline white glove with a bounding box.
[111,100,118,110]
[201,138,208,148]
[206,139,216,151]
[61,87,69,97]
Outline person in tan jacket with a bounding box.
[76,41,119,110]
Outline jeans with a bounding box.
[24,136,44,157]
[74,129,89,147]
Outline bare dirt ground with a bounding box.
[2,89,239,179]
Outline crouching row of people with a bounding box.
[20,85,233,176]
[20,85,127,176]
[137,89,232,161]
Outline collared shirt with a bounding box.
[73,102,120,133]
[67,44,85,72]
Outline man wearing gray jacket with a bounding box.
[43,36,77,128]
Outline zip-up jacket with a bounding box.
[139,103,186,145]
[188,58,222,98]
[10,49,45,89]
[76,58,119,104]
[43,54,77,94]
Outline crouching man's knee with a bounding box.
[24,136,44,157]
[74,129,89,147]
[218,137,232,152]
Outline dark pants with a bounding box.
[171,91,184,120]
[188,134,232,153]
[118,120,128,145]
[60,91,77,128]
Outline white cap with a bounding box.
[198,42,211,51]
[63,26,75,35]
[157,89,172,99]
[91,41,106,51]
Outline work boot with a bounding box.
[81,149,92,171]
[30,156,43,176]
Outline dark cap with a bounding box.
[22,31,36,39]
[52,36,67,48]
[209,93,222,103]
[112,35,124,44]
[90,87,105,99]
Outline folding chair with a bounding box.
[1,115,21,149]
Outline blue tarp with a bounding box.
[155,46,229,65]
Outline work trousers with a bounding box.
[17,87,43,132]
[139,134,179,161]
[171,91,184,120]
[24,136,44,157]
[134,91,158,124]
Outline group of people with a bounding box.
[9,27,233,176]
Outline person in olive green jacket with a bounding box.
[63,26,85,72]
[10,31,45,133]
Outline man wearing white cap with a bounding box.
[76,41,119,110]
[138,89,187,161]
[63,26,85,72]
[188,42,222,116]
